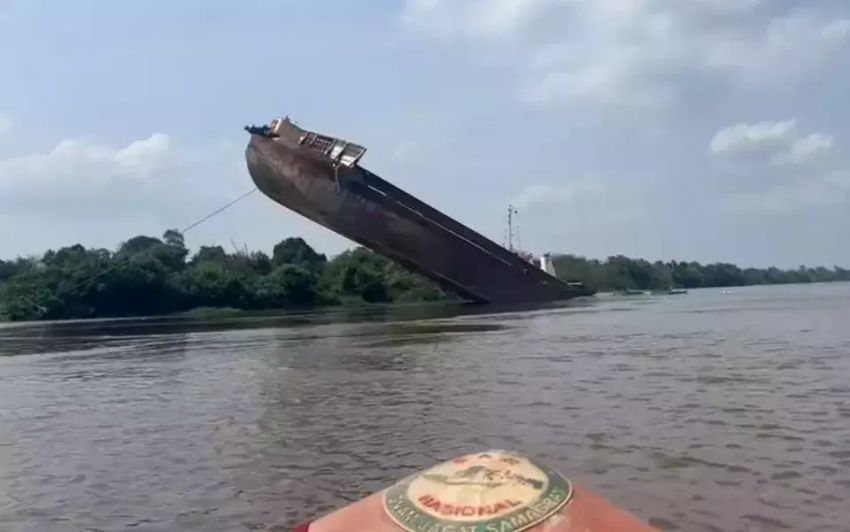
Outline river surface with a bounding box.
[1,284,849,532]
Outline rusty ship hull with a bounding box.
[244,119,594,304]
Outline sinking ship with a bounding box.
[244,118,595,304]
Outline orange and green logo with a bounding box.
[383,450,572,532]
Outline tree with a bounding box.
[163,229,185,248]
[247,252,273,276]
[0,271,60,320]
[180,262,252,309]
[93,253,182,316]
[118,235,163,256]
[702,263,745,287]
[671,261,704,288]
[384,262,445,302]
[191,245,229,265]
[256,265,319,307]
[159,229,189,270]
[272,237,327,271]
[0,257,35,283]
[321,248,389,303]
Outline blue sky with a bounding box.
[1,0,848,267]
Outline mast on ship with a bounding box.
[506,205,515,252]
[505,205,557,276]
[505,205,524,253]
[505,205,534,263]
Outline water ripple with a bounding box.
[0,284,848,531]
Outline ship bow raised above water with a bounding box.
[245,117,595,304]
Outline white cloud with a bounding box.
[403,1,850,108]
[0,133,170,194]
[0,130,274,258]
[521,47,677,107]
[0,133,185,218]
[513,180,645,222]
[693,0,763,11]
[0,127,353,259]
[781,133,835,165]
[403,0,554,41]
[710,120,834,165]
[713,121,846,214]
[703,11,850,78]
[710,120,797,156]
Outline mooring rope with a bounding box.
[178,187,257,234]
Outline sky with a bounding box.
[1,0,848,268]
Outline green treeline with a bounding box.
[553,254,850,292]
[0,231,446,321]
[2,233,849,321]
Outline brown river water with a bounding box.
[1,284,849,532]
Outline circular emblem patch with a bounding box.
[383,450,573,532]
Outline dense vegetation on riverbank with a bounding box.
[2,232,848,321]
[553,254,850,291]
[0,231,445,321]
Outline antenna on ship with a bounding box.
[515,208,524,253]
[505,205,517,251]
[505,205,524,253]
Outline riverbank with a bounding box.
[3,231,848,322]
[0,235,448,322]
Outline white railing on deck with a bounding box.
[299,132,367,168]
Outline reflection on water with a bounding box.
[1,284,849,532]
